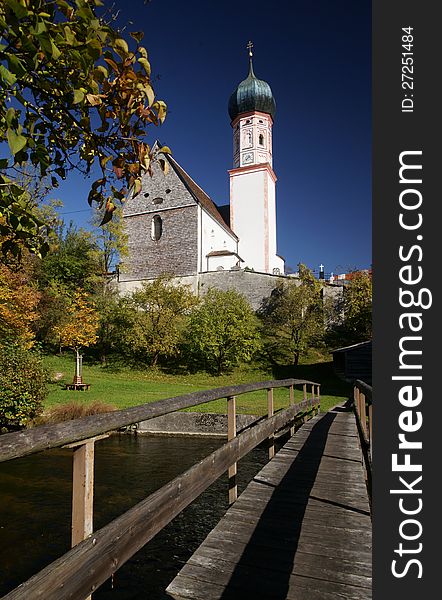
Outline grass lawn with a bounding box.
[43,353,351,417]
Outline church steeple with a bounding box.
[229,45,275,170]
[228,45,284,276]
[228,43,276,123]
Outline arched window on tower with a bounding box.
[151,215,162,241]
[259,133,264,146]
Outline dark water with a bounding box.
[0,434,270,599]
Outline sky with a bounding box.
[57,0,372,277]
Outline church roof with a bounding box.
[228,58,276,121]
[166,154,238,240]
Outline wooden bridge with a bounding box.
[0,379,372,600]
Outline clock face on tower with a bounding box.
[242,152,253,165]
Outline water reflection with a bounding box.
[0,434,269,599]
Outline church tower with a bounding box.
[228,44,285,275]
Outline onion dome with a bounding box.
[228,56,276,121]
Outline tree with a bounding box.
[37,222,101,292]
[259,264,324,365]
[1,0,169,257]
[116,275,197,366]
[186,288,261,375]
[54,289,99,381]
[93,283,121,364]
[34,280,71,350]
[323,271,372,348]
[0,256,40,348]
[0,342,47,431]
[342,271,372,342]
[91,205,128,277]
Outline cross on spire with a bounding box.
[247,40,253,57]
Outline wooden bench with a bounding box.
[64,383,91,391]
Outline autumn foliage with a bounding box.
[0,261,40,348]
[54,290,99,352]
[1,0,169,256]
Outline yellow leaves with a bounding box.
[73,89,85,104]
[152,100,167,124]
[113,38,129,58]
[0,263,40,349]
[86,93,105,106]
[54,291,99,351]
[138,57,151,77]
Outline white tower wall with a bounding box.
[229,110,284,275]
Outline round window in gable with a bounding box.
[151,215,162,241]
[152,197,164,205]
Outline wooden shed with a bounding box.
[332,340,372,384]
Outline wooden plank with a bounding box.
[2,399,315,600]
[187,546,372,589]
[202,525,372,564]
[166,572,371,600]
[0,378,318,463]
[167,406,371,600]
[169,561,371,600]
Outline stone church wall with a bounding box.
[117,269,344,314]
[198,270,287,310]
[121,205,198,281]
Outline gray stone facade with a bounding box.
[121,156,199,280]
[123,206,198,280]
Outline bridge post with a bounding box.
[289,385,295,435]
[360,392,368,438]
[316,385,321,413]
[267,388,274,459]
[227,396,237,504]
[368,403,373,457]
[65,436,108,557]
[69,440,95,549]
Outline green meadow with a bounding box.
[43,353,350,417]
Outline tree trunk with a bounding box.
[293,351,300,366]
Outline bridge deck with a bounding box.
[166,406,372,600]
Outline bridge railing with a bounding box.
[0,378,320,600]
[353,379,372,501]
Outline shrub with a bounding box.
[0,343,48,431]
[185,288,261,375]
[43,401,116,424]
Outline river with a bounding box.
[0,433,270,599]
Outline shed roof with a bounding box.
[331,340,372,354]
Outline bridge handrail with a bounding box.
[0,378,317,463]
[354,379,372,403]
[352,379,372,503]
[0,381,320,600]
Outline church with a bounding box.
[119,48,286,294]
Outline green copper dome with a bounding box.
[228,59,276,121]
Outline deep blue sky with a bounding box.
[58,0,371,276]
